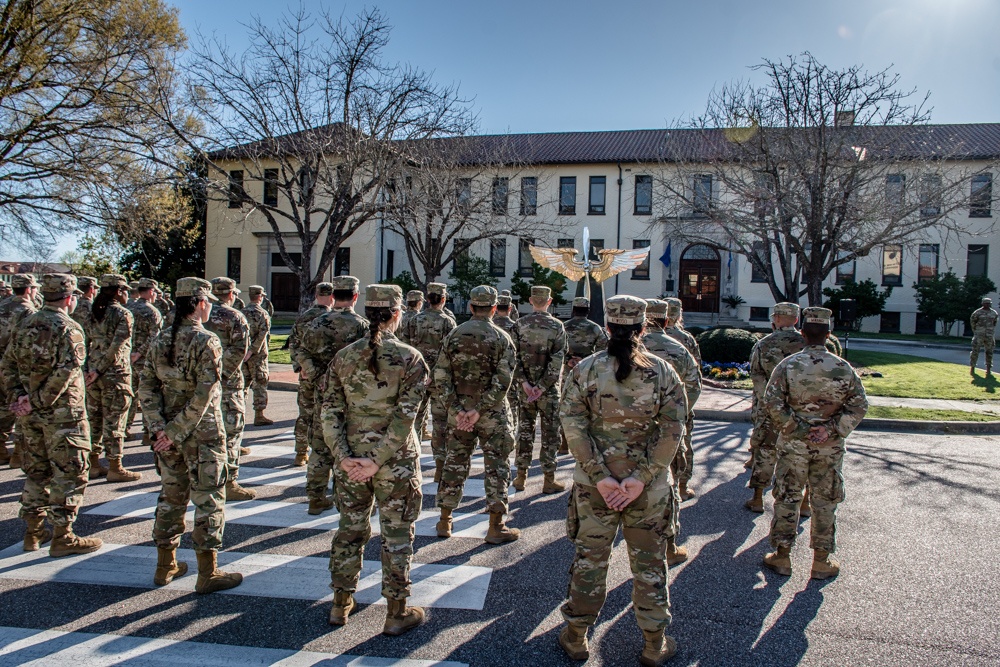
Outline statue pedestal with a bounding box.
[576,277,605,326]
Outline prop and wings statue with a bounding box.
[528,227,650,298]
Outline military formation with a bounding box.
[1,266,875,665]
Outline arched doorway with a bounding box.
[679,244,720,314]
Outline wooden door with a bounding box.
[678,245,721,314]
[270,273,300,312]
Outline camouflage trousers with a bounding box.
[416,391,448,463]
[0,387,24,453]
[665,456,681,540]
[127,359,149,438]
[675,411,695,484]
[516,388,560,474]
[19,414,91,527]
[437,404,515,515]
[748,413,780,490]
[152,435,228,552]
[294,377,316,455]
[220,382,246,478]
[242,353,269,411]
[971,334,995,369]
[87,375,133,459]
[562,481,672,633]
[307,411,336,503]
[770,438,846,552]
[330,458,422,600]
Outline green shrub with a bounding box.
[696,327,761,363]
[685,326,706,337]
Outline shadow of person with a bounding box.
[751,580,829,667]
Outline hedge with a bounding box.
[696,327,762,363]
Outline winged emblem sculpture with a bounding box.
[528,227,650,299]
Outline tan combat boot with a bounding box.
[639,630,678,666]
[308,495,335,515]
[106,457,142,482]
[253,410,274,426]
[382,598,425,636]
[436,508,452,538]
[328,589,356,626]
[558,621,590,660]
[195,550,243,594]
[811,549,841,580]
[678,481,695,501]
[239,446,251,456]
[744,488,764,513]
[49,525,103,558]
[22,514,52,552]
[9,441,22,469]
[433,460,443,484]
[762,545,793,576]
[293,452,308,467]
[484,512,520,544]
[513,468,528,491]
[88,453,108,479]
[542,472,566,494]
[154,546,188,585]
[0,443,9,466]
[666,538,688,567]
[799,488,812,518]
[225,480,257,501]
[744,455,754,469]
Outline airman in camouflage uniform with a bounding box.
[140,277,243,594]
[762,307,868,581]
[433,285,520,544]
[126,278,164,443]
[663,297,701,501]
[0,273,39,468]
[746,302,806,513]
[501,289,519,321]
[2,274,104,557]
[404,282,456,482]
[643,298,701,568]
[493,292,519,436]
[323,284,429,634]
[558,295,686,666]
[262,295,274,318]
[71,276,97,333]
[301,276,369,514]
[513,285,568,493]
[560,296,609,456]
[289,282,333,466]
[0,281,11,302]
[204,277,255,501]
[152,285,174,318]
[399,289,424,335]
[242,285,273,425]
[126,280,139,307]
[970,297,998,376]
[87,274,142,483]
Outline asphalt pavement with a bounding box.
[0,390,998,666]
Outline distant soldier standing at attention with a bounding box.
[126,278,164,444]
[493,292,519,435]
[501,290,519,320]
[970,296,998,377]
[288,282,333,467]
[0,273,39,468]
[242,285,273,426]
[560,296,608,455]
[71,276,97,333]
[663,297,701,500]
[399,289,424,337]
[762,307,868,580]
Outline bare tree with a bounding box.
[177,6,474,309]
[651,52,998,305]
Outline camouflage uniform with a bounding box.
[970,299,998,374]
[126,280,164,435]
[242,287,272,413]
[0,275,39,464]
[493,293,519,434]
[563,309,609,368]
[663,298,701,491]
[559,296,686,641]
[262,296,274,318]
[87,276,135,463]
[764,308,868,559]
[139,280,229,553]
[70,276,97,333]
[513,286,567,478]
[301,276,369,504]
[404,283,456,468]
[399,290,424,337]
[323,284,428,602]
[289,284,331,459]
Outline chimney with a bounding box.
[835,110,855,127]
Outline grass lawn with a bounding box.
[269,334,290,365]
[849,350,1000,401]
[866,406,998,422]
[271,316,296,327]
[835,330,973,346]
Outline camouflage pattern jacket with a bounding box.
[749,327,806,399]
[564,316,608,366]
[513,311,567,392]
[0,295,37,354]
[71,297,93,336]
[153,296,174,317]
[970,307,998,336]
[203,303,249,390]
[560,351,687,489]
[764,344,869,445]
[642,324,702,408]
[87,302,134,382]
[322,333,429,468]
[128,298,164,362]
[434,315,516,413]
[404,309,456,371]
[492,314,517,339]
[664,324,702,366]
[1,306,87,422]
[288,305,329,373]
[400,308,421,336]
[298,307,369,381]
[243,303,271,357]
[139,319,226,447]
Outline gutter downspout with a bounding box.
[614,162,623,296]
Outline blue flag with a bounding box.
[659,241,672,268]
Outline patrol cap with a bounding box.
[428,282,447,296]
[606,295,647,325]
[128,280,140,290]
[248,285,266,297]
[76,276,97,290]
[573,296,590,308]
[366,284,402,308]
[530,286,551,300]
[11,273,39,289]
[406,290,424,303]
[665,297,683,318]
[802,306,832,326]
[469,285,498,306]
[983,297,992,305]
[315,282,334,297]
[41,273,78,299]
[500,289,512,297]
[773,302,800,318]
[137,278,158,291]
[497,294,512,307]
[645,298,668,317]
[176,277,218,302]
[100,273,129,289]
[331,275,360,292]
[210,277,237,294]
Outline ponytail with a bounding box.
[606,322,651,382]
[365,306,399,379]
[167,296,203,366]
[92,286,121,323]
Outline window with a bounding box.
[751,241,768,283]
[559,177,576,215]
[335,247,350,276]
[749,307,770,321]
[918,244,939,282]
[967,244,989,278]
[693,174,712,216]
[228,170,244,208]
[886,174,905,212]
[263,168,278,207]
[226,248,242,283]
[631,240,651,280]
[557,238,574,249]
[520,177,537,215]
[492,177,508,215]
[384,249,395,281]
[589,238,604,261]
[754,172,775,219]
[490,238,506,277]
[635,175,652,215]
[456,178,472,212]
[880,312,901,333]
[915,312,937,334]
[271,252,302,269]
[835,250,856,285]
[518,238,534,277]
[882,245,902,286]
[971,174,993,217]
[588,176,606,215]
[297,167,314,205]
[920,174,942,217]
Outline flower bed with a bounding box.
[702,361,751,381]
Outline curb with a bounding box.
[695,409,1000,435]
[268,381,299,392]
[846,337,974,352]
